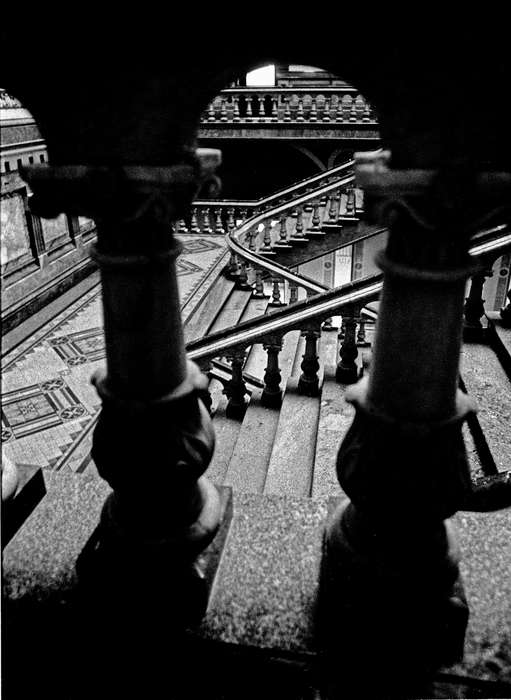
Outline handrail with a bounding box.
[227,171,359,294]
[217,87,359,95]
[194,159,355,210]
[187,225,511,362]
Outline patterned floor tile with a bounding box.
[1,234,227,476]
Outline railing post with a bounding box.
[225,348,248,419]
[261,335,284,408]
[268,277,284,306]
[23,152,224,625]
[335,306,359,383]
[232,96,241,122]
[253,267,268,298]
[298,325,321,396]
[321,151,484,694]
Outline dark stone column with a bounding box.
[22,153,226,625]
[320,152,492,695]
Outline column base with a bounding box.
[76,480,232,627]
[319,501,469,697]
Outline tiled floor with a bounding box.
[1,234,227,475]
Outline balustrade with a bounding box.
[200,89,377,125]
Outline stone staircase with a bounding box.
[3,166,511,697]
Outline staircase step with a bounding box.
[184,274,235,342]
[208,288,253,334]
[205,395,242,484]
[263,376,322,497]
[460,342,511,474]
[238,295,269,323]
[310,330,352,500]
[222,388,280,494]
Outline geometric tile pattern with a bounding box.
[49,327,105,366]
[181,238,221,254]
[1,377,88,440]
[1,232,227,474]
[177,258,203,276]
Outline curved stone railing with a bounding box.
[177,158,357,234]
[201,87,377,125]
[187,223,511,415]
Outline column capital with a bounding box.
[355,149,511,236]
[20,148,222,225]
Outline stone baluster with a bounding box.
[244,229,256,252]
[226,207,235,232]
[322,96,331,122]
[501,287,511,326]
[303,190,314,212]
[294,206,304,237]
[236,260,252,290]
[214,207,225,234]
[226,251,239,278]
[261,335,284,407]
[220,98,228,122]
[23,153,225,629]
[321,151,486,696]
[296,97,305,122]
[349,95,358,122]
[232,96,241,122]
[225,349,248,419]
[298,326,321,396]
[463,258,496,340]
[362,100,371,122]
[356,315,370,347]
[253,267,267,298]
[336,306,359,383]
[336,99,344,122]
[309,95,318,122]
[289,281,299,304]
[269,277,284,306]
[260,219,273,252]
[190,207,201,232]
[283,97,292,122]
[246,96,253,119]
[207,101,216,122]
[347,188,356,216]
[279,214,289,244]
[201,207,212,233]
[270,95,278,122]
[328,193,337,221]
[310,200,321,231]
[257,95,266,122]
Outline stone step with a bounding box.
[207,288,253,335]
[263,374,323,498]
[222,388,281,494]
[205,395,243,485]
[460,342,511,474]
[184,274,236,342]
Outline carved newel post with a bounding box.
[22,152,224,626]
[320,151,493,695]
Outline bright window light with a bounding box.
[246,65,275,87]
